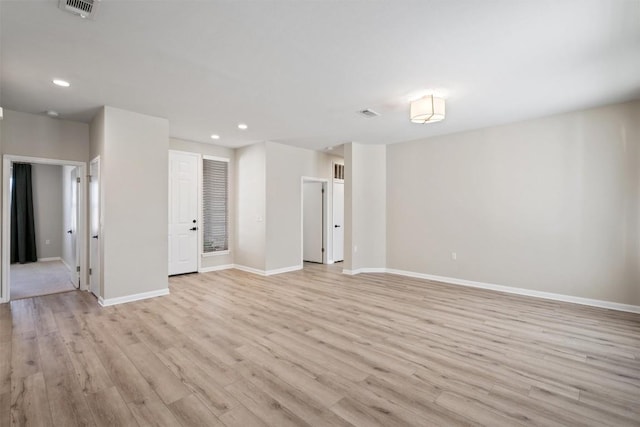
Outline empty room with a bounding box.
[0,1,639,426]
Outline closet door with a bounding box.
[168,151,199,275]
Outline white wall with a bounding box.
[265,141,341,271]
[387,101,640,305]
[1,110,89,162]
[169,138,235,269]
[234,142,266,271]
[344,143,386,272]
[31,163,63,260]
[98,106,169,300]
[0,110,90,298]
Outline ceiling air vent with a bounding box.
[358,109,380,118]
[58,0,100,19]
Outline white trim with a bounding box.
[98,288,170,307]
[89,156,102,298]
[265,264,303,276]
[232,264,303,276]
[385,268,640,314]
[340,267,640,313]
[203,154,230,163]
[60,257,72,272]
[232,264,267,276]
[199,154,231,270]
[38,257,62,262]
[2,155,88,303]
[342,267,386,275]
[301,176,329,265]
[168,149,201,157]
[199,264,234,273]
[202,250,230,257]
[169,150,201,275]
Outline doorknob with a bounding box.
[67,230,73,234]
[190,227,197,231]
[334,225,341,228]
[92,235,99,239]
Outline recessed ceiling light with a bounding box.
[52,79,70,87]
[327,146,334,151]
[210,134,220,140]
[46,110,59,117]
[237,123,248,130]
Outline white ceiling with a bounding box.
[1,1,639,150]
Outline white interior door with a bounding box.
[168,151,199,275]
[333,181,344,262]
[89,158,100,297]
[69,167,79,288]
[303,181,324,263]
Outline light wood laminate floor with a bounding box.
[1,263,639,426]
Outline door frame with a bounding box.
[300,176,329,265]
[1,155,88,303]
[89,156,101,297]
[168,150,202,275]
[69,166,81,288]
[332,179,345,263]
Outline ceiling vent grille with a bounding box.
[59,0,100,19]
[358,109,380,118]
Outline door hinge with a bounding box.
[322,247,325,252]
[76,177,81,183]
[76,266,80,272]
[89,268,92,275]
[322,188,325,193]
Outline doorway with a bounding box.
[332,161,345,263]
[302,177,328,265]
[1,155,87,303]
[89,156,101,297]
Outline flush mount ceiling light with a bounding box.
[52,79,70,87]
[46,110,59,117]
[237,123,248,130]
[210,134,220,140]
[410,95,445,124]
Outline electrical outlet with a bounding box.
[45,240,50,245]
[354,245,358,253]
[451,252,457,260]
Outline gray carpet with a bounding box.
[10,260,76,300]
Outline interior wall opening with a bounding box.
[1,155,87,303]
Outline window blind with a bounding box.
[202,158,229,253]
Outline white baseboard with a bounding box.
[232,264,303,276]
[98,288,170,307]
[385,268,640,314]
[60,258,72,271]
[199,264,234,273]
[38,257,61,262]
[265,265,303,276]
[343,267,387,275]
[232,264,268,276]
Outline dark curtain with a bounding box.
[11,163,37,264]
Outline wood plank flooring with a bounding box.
[1,263,639,426]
